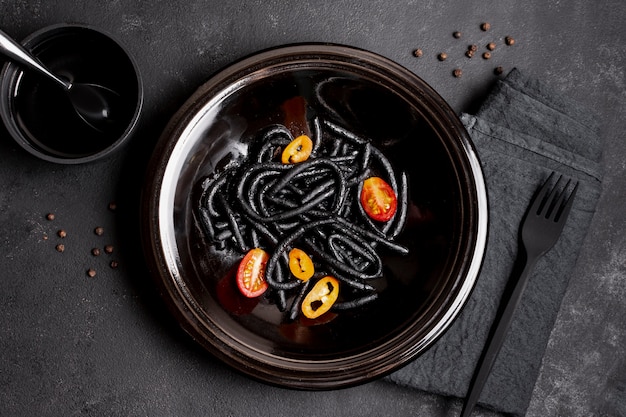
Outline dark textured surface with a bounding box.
[1,1,625,416]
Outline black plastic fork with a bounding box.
[460,172,579,417]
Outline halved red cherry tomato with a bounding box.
[360,176,398,222]
[301,276,339,319]
[281,135,313,164]
[288,248,314,281]
[236,248,269,298]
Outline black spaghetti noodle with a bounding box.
[196,117,409,319]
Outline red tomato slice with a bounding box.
[236,248,269,298]
[360,177,398,222]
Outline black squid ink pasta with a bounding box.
[196,116,409,321]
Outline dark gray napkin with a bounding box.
[386,68,603,416]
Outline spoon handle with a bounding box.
[0,28,71,90]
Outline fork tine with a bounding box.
[541,175,566,218]
[533,172,555,216]
[554,181,579,222]
[545,177,570,219]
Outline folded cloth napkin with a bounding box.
[386,68,603,416]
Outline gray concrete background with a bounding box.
[1,1,624,416]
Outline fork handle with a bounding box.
[460,255,538,417]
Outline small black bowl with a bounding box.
[0,24,143,164]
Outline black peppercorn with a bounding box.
[468,44,478,52]
[55,244,65,253]
[57,230,67,238]
[494,66,504,75]
[465,50,475,58]
[413,48,423,58]
[104,245,114,254]
[505,36,515,46]
[482,52,492,59]
[87,268,96,277]
[487,42,496,51]
[108,202,117,212]
[437,52,448,61]
[92,248,101,256]
[480,22,490,31]
[453,31,462,39]
[94,227,104,236]
[110,261,118,269]
[46,213,55,221]
[453,68,463,78]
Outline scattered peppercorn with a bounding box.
[46,213,55,221]
[453,31,462,39]
[465,50,475,58]
[480,22,491,31]
[413,48,423,58]
[91,248,101,256]
[108,202,117,212]
[94,227,104,236]
[57,230,67,238]
[104,245,114,254]
[468,44,478,52]
[55,244,65,253]
[494,66,504,75]
[87,268,96,277]
[505,36,515,46]
[437,52,448,61]
[110,261,118,269]
[453,68,463,78]
[482,52,492,59]
[487,42,496,51]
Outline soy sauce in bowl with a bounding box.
[0,24,142,164]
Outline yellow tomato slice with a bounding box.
[301,276,339,319]
[288,248,314,281]
[281,135,313,164]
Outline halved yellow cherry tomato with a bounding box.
[288,248,314,281]
[301,276,339,319]
[236,248,269,298]
[281,135,313,164]
[360,176,398,222]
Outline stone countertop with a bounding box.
[1,1,624,416]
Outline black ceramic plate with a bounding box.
[142,44,487,389]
